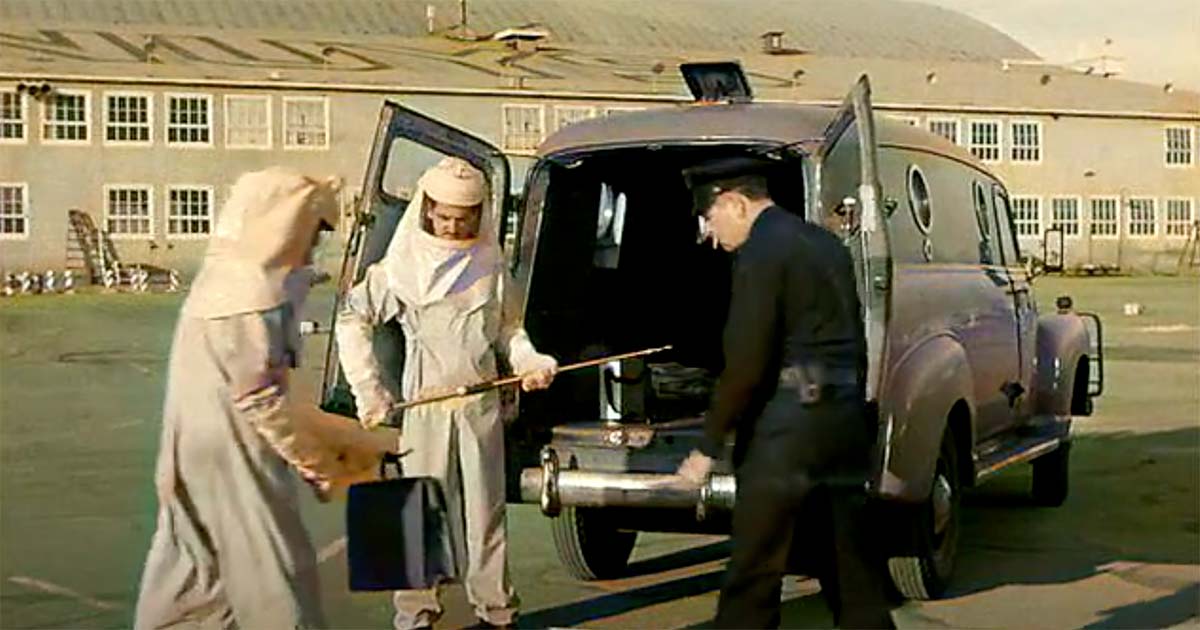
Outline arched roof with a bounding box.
[1,0,1038,62]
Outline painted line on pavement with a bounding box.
[8,576,121,611]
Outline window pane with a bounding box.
[1,93,25,140]
[1011,196,1041,236]
[285,99,328,147]
[168,96,211,144]
[969,121,1000,162]
[1128,198,1157,236]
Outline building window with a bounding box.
[554,105,596,131]
[502,104,545,153]
[283,97,329,149]
[1011,195,1041,237]
[1,91,27,142]
[927,118,960,144]
[104,92,152,144]
[1165,198,1195,237]
[0,183,29,238]
[1089,197,1119,237]
[166,94,212,146]
[104,186,154,237]
[1127,198,1157,237]
[42,90,90,143]
[1049,197,1080,236]
[1010,121,1042,163]
[167,186,213,237]
[968,120,1001,162]
[1165,126,1194,167]
[225,95,272,149]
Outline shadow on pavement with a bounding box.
[1083,583,1200,629]
[517,569,724,629]
[624,540,731,578]
[943,427,1198,624]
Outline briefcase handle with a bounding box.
[379,450,411,479]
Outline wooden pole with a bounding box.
[393,345,672,411]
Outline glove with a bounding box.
[674,449,715,488]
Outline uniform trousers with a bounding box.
[714,394,895,629]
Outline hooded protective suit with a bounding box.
[135,168,392,630]
[336,157,555,629]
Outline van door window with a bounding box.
[973,181,998,265]
[992,187,1021,266]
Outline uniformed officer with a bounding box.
[674,156,895,629]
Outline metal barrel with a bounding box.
[519,467,736,512]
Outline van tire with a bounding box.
[1031,442,1070,507]
[887,428,961,600]
[551,507,638,580]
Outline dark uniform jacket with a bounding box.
[699,206,868,465]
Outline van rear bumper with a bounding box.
[519,447,736,517]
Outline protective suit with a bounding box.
[135,168,393,630]
[336,157,555,629]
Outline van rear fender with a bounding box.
[873,334,975,502]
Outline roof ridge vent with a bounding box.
[760,31,806,56]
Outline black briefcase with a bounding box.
[346,454,460,591]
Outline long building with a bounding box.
[1,0,1197,277]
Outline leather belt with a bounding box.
[778,364,860,404]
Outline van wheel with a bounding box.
[551,507,638,580]
[1031,442,1070,507]
[888,429,961,600]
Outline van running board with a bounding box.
[973,435,1062,483]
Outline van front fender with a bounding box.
[1035,313,1090,415]
[873,335,975,503]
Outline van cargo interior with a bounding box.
[520,146,806,429]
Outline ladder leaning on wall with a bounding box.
[66,210,120,285]
[1178,220,1200,275]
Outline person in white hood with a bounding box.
[336,156,557,629]
[135,168,394,630]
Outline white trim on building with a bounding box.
[1087,196,1120,239]
[1011,195,1042,237]
[0,182,30,240]
[224,94,273,150]
[0,90,28,145]
[553,104,597,132]
[1127,197,1158,238]
[166,185,215,239]
[927,116,961,145]
[165,93,214,148]
[1164,125,1194,167]
[41,89,91,145]
[1049,195,1082,237]
[102,90,153,146]
[1164,197,1195,238]
[1009,120,1042,164]
[103,184,155,239]
[968,118,1002,163]
[283,95,330,150]
[501,103,545,155]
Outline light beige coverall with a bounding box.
[135,168,394,629]
[336,158,555,629]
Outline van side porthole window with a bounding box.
[907,165,932,234]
